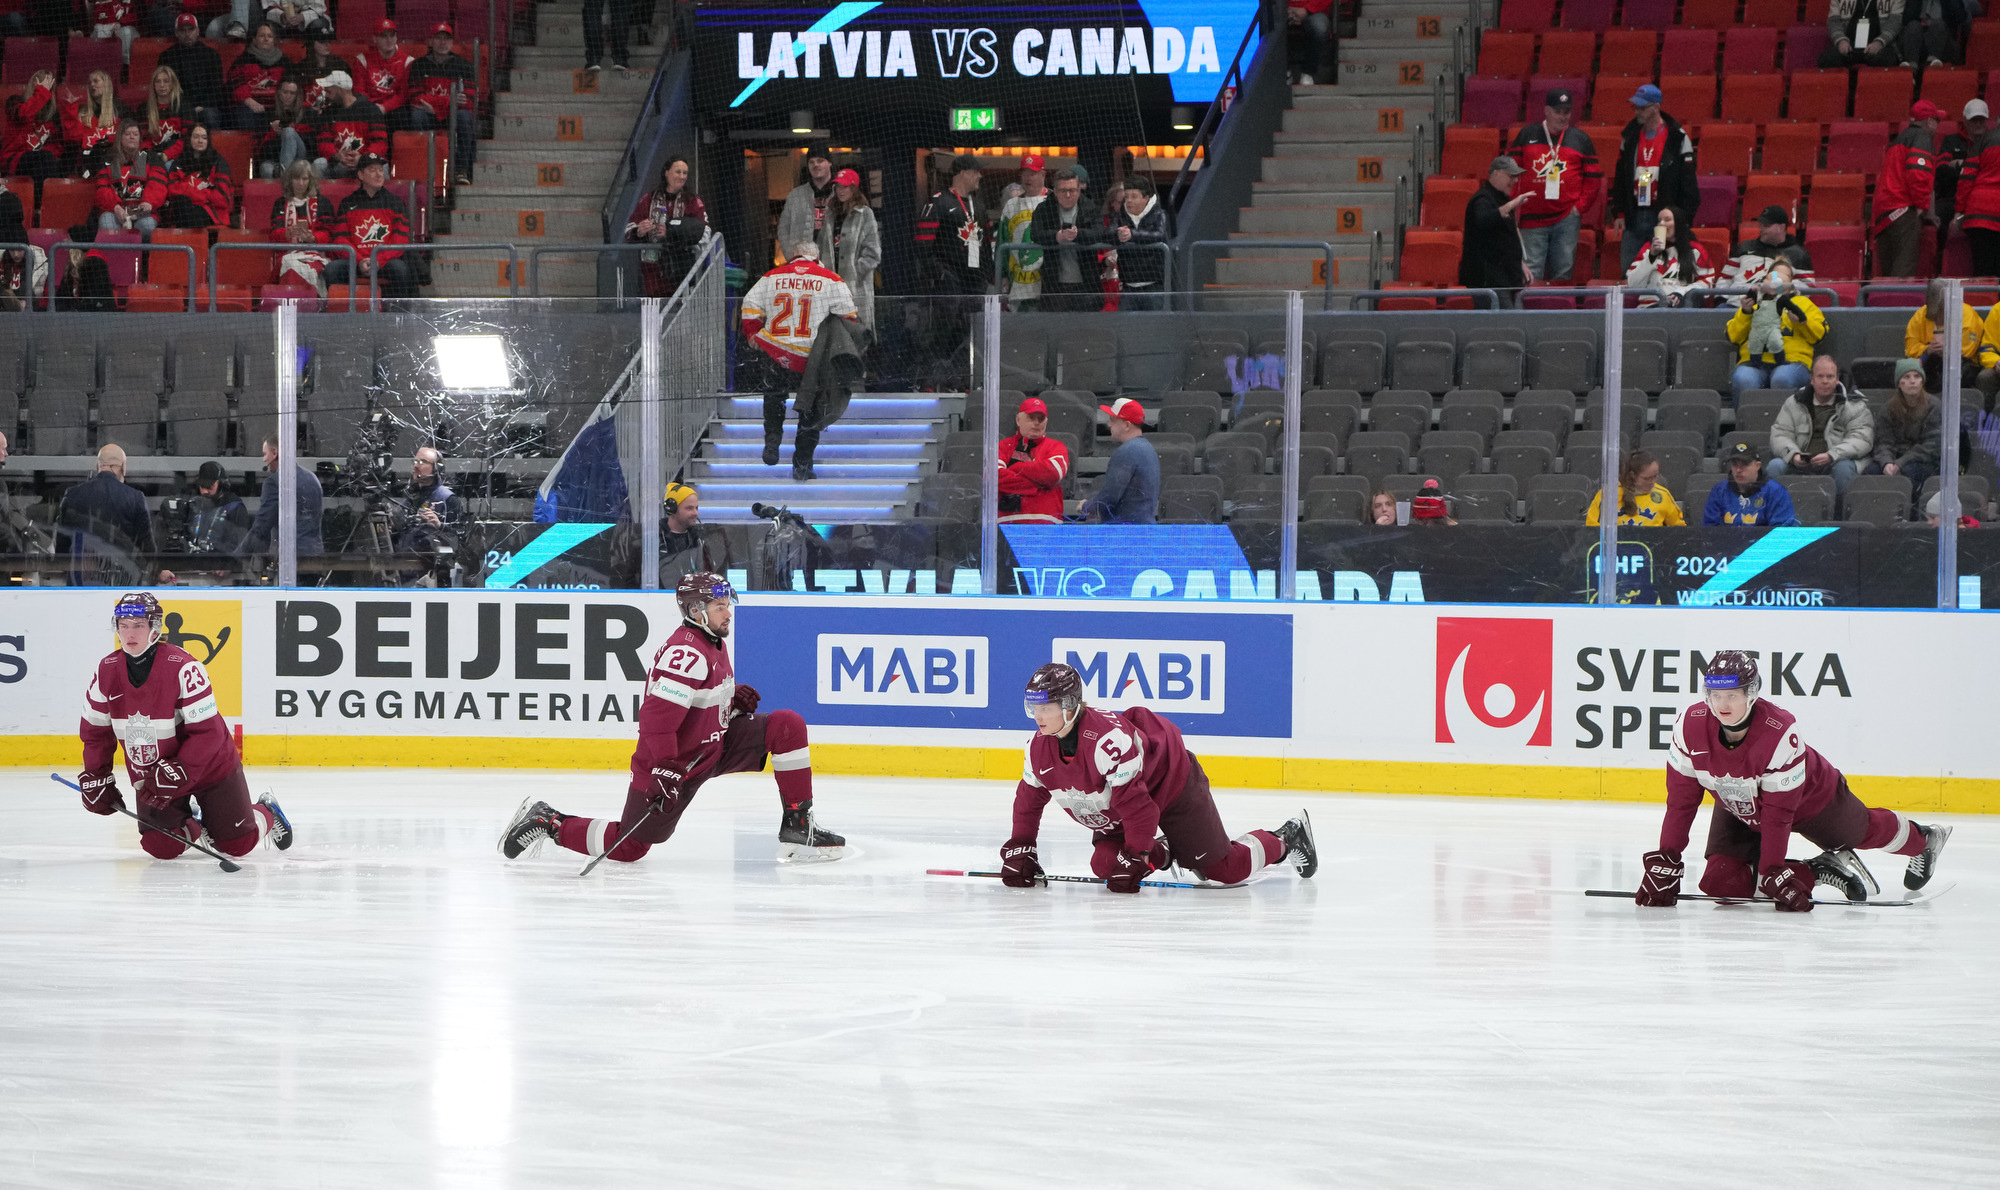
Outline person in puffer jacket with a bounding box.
[1767,356,1875,496]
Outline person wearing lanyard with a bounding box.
[1508,88,1601,284]
[1609,84,1698,270]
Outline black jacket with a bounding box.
[1028,196,1108,289]
[915,188,986,288]
[1109,197,1170,288]
[160,41,226,112]
[1611,114,1700,223]
[246,464,325,556]
[1458,182,1527,290]
[796,313,870,432]
[59,470,156,582]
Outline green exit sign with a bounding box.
[950,106,1001,132]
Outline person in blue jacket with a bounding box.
[1704,440,1800,526]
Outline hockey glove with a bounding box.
[1105,846,1156,894]
[78,770,123,816]
[1634,849,1684,906]
[141,758,191,806]
[1759,860,1816,912]
[644,766,684,814]
[1000,837,1043,888]
[731,684,760,717]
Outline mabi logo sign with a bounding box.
[1435,617,1553,747]
[1053,637,1224,715]
[816,633,987,707]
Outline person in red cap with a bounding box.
[352,18,414,125]
[1875,101,1941,278]
[407,21,478,183]
[997,397,1071,524]
[821,166,880,333]
[159,13,226,116]
[999,155,1048,309]
[1081,397,1158,523]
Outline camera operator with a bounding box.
[393,446,467,552]
[607,482,728,589]
[158,462,252,582]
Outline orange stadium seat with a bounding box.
[148,229,207,289]
[1537,32,1597,78]
[1809,172,1868,223]
[124,283,186,312]
[1440,126,1500,177]
[208,132,255,195]
[1658,75,1719,121]
[1852,69,1914,123]
[1785,71,1850,121]
[213,228,275,289]
[1477,32,1536,79]
[1825,121,1890,173]
[37,179,96,230]
[1743,174,1805,219]
[1421,177,1482,229]
[1398,230,1463,286]
[1599,31,1657,76]
[1661,30,1720,74]
[1760,122,1823,172]
[1697,125,1757,175]
[1721,74,1786,121]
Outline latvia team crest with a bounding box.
[125,723,160,768]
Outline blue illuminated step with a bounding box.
[706,441,931,460]
[722,394,960,421]
[692,461,926,479]
[709,422,935,444]
[681,480,913,501]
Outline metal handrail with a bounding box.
[1187,239,1336,310]
[47,241,197,313]
[1853,281,1999,306]
[994,240,1172,304]
[1346,286,1502,309]
[528,242,655,297]
[207,242,357,311]
[1516,285,1667,305]
[366,241,519,307]
[1166,12,1265,216]
[1686,285,1845,308]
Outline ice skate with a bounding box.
[256,793,294,851]
[1276,811,1318,879]
[777,803,844,863]
[498,799,563,859]
[1807,847,1877,901]
[1904,823,1952,890]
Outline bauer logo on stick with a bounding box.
[1434,617,1554,747]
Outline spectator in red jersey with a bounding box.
[1954,120,2000,274]
[252,77,308,178]
[158,13,225,120]
[1285,0,1334,85]
[90,0,139,62]
[624,155,707,298]
[271,159,332,294]
[997,395,1071,524]
[405,23,478,185]
[93,120,159,239]
[321,153,416,301]
[285,31,350,112]
[262,0,328,37]
[1508,89,1600,284]
[226,21,286,131]
[154,122,234,228]
[351,19,414,128]
[142,65,196,161]
[66,70,125,173]
[1,73,63,184]
[1875,101,1940,278]
[310,71,388,180]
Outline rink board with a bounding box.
[2,589,1996,813]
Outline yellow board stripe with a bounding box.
[11,736,1997,815]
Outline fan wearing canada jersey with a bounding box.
[498,572,845,866]
[740,240,860,481]
[1635,650,1952,910]
[77,593,294,861]
[999,663,1317,893]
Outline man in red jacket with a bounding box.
[997,395,1070,524]
[351,18,413,126]
[1508,89,1601,284]
[322,154,414,301]
[1875,100,1940,279]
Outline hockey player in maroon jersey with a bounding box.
[77,593,294,861]
[1636,650,1951,910]
[498,572,845,866]
[1000,663,1316,892]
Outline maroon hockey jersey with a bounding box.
[1011,706,1194,853]
[628,623,739,793]
[1662,698,1844,872]
[80,642,237,793]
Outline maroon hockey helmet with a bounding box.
[111,591,164,629]
[1024,662,1085,732]
[675,571,736,633]
[1702,650,1761,704]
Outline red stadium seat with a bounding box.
[1744,0,1800,25]
[148,229,208,289]
[1804,0,1834,20]
[1920,69,1980,120]
[241,180,281,231]
[1537,32,1597,78]
[128,38,169,87]
[208,132,255,198]
[1476,32,1536,79]
[1440,126,1501,178]
[1696,174,1740,225]
[93,230,144,288]
[1420,177,1482,229]
[1825,121,1890,173]
[340,0,390,29]
[1658,75,1719,120]
[1721,74,1785,121]
[1967,21,2000,70]
[1852,69,1914,123]
[1805,225,1865,278]
[1562,0,1617,30]
[124,283,186,313]
[1622,0,1677,28]
[208,286,255,312]
[1497,0,1556,33]
[1809,172,1868,223]
[1,39,58,85]
[1697,125,1756,175]
[1785,70,1850,121]
[1398,230,1464,286]
[1462,77,1523,127]
[1527,77,1588,116]
[1784,24,1833,70]
[1694,226,1733,268]
[214,228,275,289]
[1682,0,1741,28]
[1598,31,1657,77]
[1761,122,1823,172]
[1661,30,1720,75]
[319,179,358,208]
[37,179,97,231]
[65,36,124,86]
[1743,174,1804,221]
[1722,28,1780,73]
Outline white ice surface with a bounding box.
[1,768,1996,1189]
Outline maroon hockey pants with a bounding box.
[1699,777,1926,896]
[137,767,270,859]
[557,710,811,863]
[1088,759,1283,886]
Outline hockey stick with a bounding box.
[50,773,242,873]
[1582,888,1919,906]
[927,868,1210,891]
[576,798,664,877]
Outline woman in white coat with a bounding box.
[820,167,880,334]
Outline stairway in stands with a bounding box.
[432,1,657,297]
[681,394,964,524]
[1212,2,1473,302]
